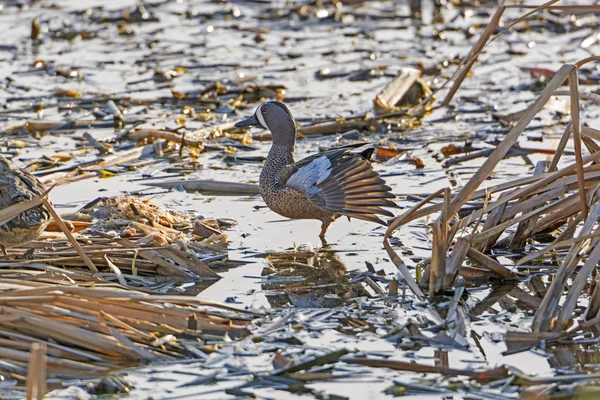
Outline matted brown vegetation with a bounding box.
[0,282,257,394]
[3,196,227,282]
[0,194,246,397]
[384,3,600,334]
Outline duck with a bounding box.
[0,156,50,253]
[235,101,396,243]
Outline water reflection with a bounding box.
[259,249,370,308]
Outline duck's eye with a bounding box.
[261,108,267,114]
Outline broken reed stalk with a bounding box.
[447,64,572,218]
[570,69,588,220]
[429,188,451,295]
[384,189,448,300]
[442,187,451,244]
[549,122,572,172]
[506,5,600,11]
[25,342,47,400]
[575,55,600,69]
[555,238,600,331]
[437,0,560,107]
[583,126,600,140]
[509,161,548,250]
[472,191,508,252]
[517,231,600,266]
[439,3,506,107]
[554,90,600,104]
[466,248,518,279]
[126,129,204,149]
[532,200,600,332]
[104,255,127,286]
[583,136,600,157]
[348,357,509,382]
[298,119,375,136]
[443,238,469,291]
[429,220,443,295]
[585,280,600,322]
[41,198,98,273]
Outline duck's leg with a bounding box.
[1,245,6,256]
[319,214,340,245]
[319,220,331,245]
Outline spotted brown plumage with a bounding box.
[235,101,396,242]
[0,157,50,251]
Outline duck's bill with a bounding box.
[234,114,260,127]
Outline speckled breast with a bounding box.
[260,186,332,221]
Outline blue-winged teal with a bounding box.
[235,101,396,242]
[0,157,50,252]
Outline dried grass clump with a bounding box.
[82,196,193,234]
[0,194,242,395]
[1,195,227,285]
[0,197,243,396]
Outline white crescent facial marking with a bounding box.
[256,104,268,129]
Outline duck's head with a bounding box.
[235,101,296,148]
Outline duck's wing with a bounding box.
[282,144,396,225]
